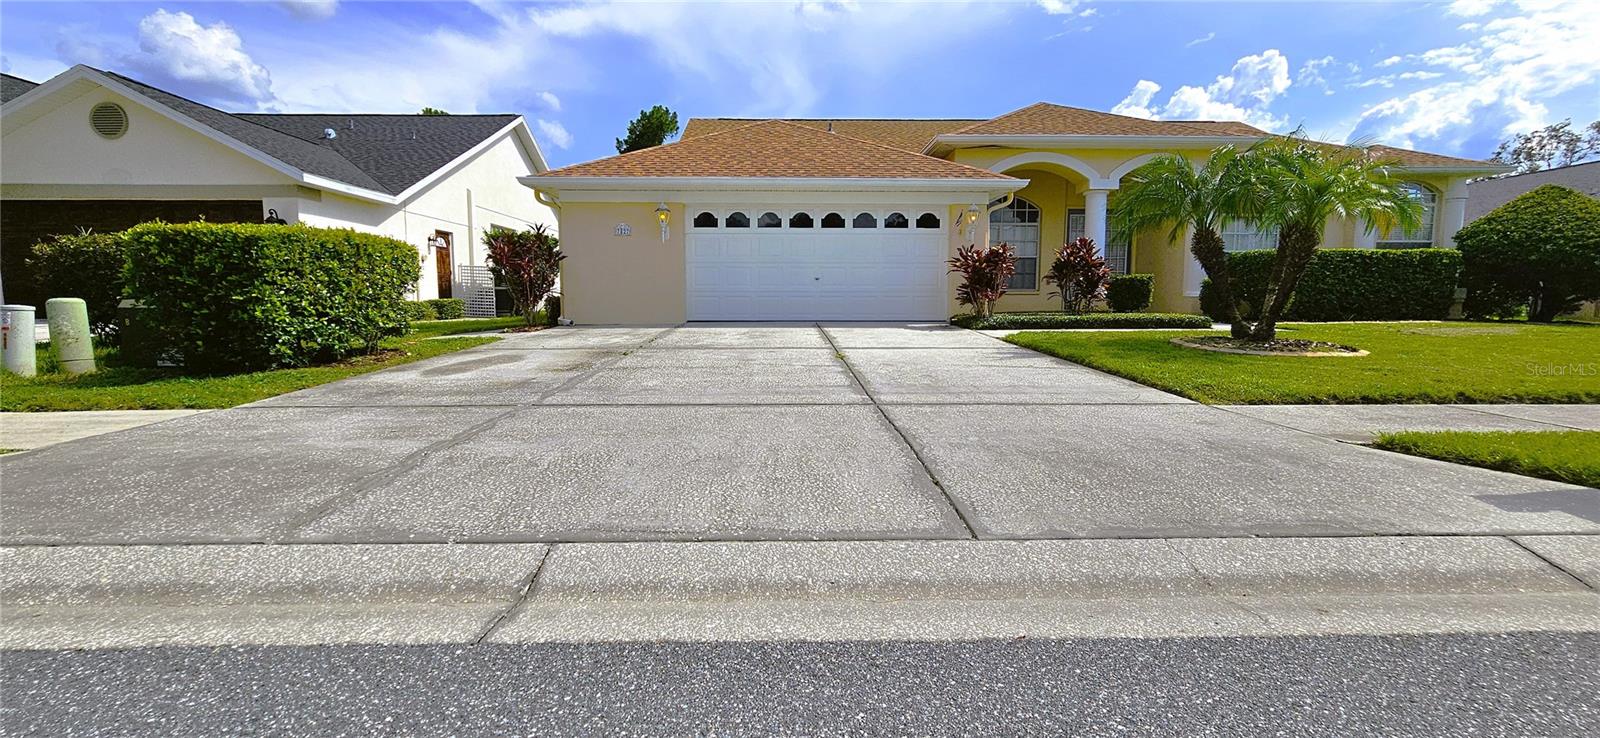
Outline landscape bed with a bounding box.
[952,312,1213,330]
[0,317,525,412]
[1372,430,1600,489]
[1004,321,1600,405]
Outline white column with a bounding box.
[1440,178,1469,248]
[1083,188,1110,257]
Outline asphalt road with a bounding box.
[4,632,1597,736]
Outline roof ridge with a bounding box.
[944,101,1255,138]
[236,112,519,118]
[543,118,780,175]
[764,119,1018,179]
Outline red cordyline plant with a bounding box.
[948,243,1016,318]
[1044,237,1111,314]
[483,224,564,326]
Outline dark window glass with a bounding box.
[884,212,909,229]
[693,211,717,228]
[789,212,814,228]
[852,212,877,228]
[821,212,846,228]
[757,211,781,228]
[916,212,941,228]
[725,211,750,228]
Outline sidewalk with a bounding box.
[1220,404,1600,442]
[0,410,207,451]
[4,535,1596,650]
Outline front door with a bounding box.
[433,231,453,299]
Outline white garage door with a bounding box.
[686,208,948,321]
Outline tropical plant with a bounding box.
[1243,137,1423,340]
[1455,184,1600,322]
[1112,147,1257,337]
[483,224,565,326]
[1043,237,1110,313]
[948,243,1016,319]
[616,105,680,154]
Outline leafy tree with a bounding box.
[1456,185,1600,322]
[483,224,564,326]
[420,107,450,116]
[1112,147,1258,337]
[947,243,1016,318]
[1043,238,1110,314]
[1243,137,1423,340]
[1491,119,1600,174]
[615,105,680,154]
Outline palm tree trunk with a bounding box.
[1250,221,1320,341]
[1190,227,1250,338]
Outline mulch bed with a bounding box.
[1172,336,1367,357]
[501,325,548,334]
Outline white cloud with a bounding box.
[276,1,339,20]
[125,10,274,107]
[1446,0,1498,17]
[1353,0,1600,151]
[1376,55,1403,68]
[1296,55,1337,95]
[1036,0,1080,15]
[1112,49,1292,130]
[536,119,572,149]
[537,90,561,112]
[1185,32,1216,48]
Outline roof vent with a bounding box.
[323,128,338,140]
[827,121,834,133]
[89,102,128,139]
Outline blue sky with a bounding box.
[2,1,1595,168]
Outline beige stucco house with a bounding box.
[522,104,1507,324]
[0,66,556,312]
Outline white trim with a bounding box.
[388,118,547,204]
[986,151,1115,189]
[1106,152,1167,183]
[929,134,1260,154]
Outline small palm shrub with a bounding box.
[1044,238,1110,314]
[1106,274,1156,313]
[1456,185,1600,322]
[484,224,564,327]
[948,243,1016,318]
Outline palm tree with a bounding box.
[1113,148,1258,338]
[1244,137,1423,340]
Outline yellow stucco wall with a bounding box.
[559,202,687,324]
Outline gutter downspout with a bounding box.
[534,188,561,214]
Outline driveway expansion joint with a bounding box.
[1506,535,1598,591]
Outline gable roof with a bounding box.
[1368,144,1504,170]
[945,102,1252,138]
[2,66,543,201]
[0,73,37,104]
[683,118,981,153]
[541,119,1016,180]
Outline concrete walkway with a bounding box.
[1221,404,1600,443]
[0,410,207,451]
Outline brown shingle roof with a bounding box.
[1369,144,1500,169]
[1164,120,1269,136]
[682,118,981,153]
[945,102,1253,138]
[542,119,1015,180]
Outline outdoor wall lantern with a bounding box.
[262,208,288,225]
[655,203,671,242]
[963,204,981,241]
[427,234,446,254]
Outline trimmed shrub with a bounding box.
[951,312,1212,330]
[426,298,466,320]
[1106,273,1156,313]
[402,300,436,322]
[26,232,127,338]
[542,293,562,326]
[1456,184,1600,322]
[122,222,421,372]
[1200,248,1460,322]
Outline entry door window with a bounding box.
[991,198,1040,290]
[433,230,454,299]
[1068,209,1132,274]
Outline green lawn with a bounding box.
[1,317,528,411]
[1373,430,1600,489]
[1005,321,1600,404]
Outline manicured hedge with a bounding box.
[1200,248,1461,322]
[427,298,467,320]
[26,232,127,338]
[1456,184,1600,322]
[122,222,421,371]
[402,300,436,322]
[1106,273,1155,313]
[951,312,1213,330]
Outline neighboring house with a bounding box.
[1465,160,1600,222]
[521,104,1506,324]
[0,66,556,312]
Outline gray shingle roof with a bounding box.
[1,73,38,103]
[97,70,518,195]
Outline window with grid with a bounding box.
[991,198,1040,290]
[1377,183,1437,248]
[1067,209,1132,274]
[1220,219,1279,252]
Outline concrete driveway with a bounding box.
[2,324,1596,545]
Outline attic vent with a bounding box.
[89,102,129,139]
